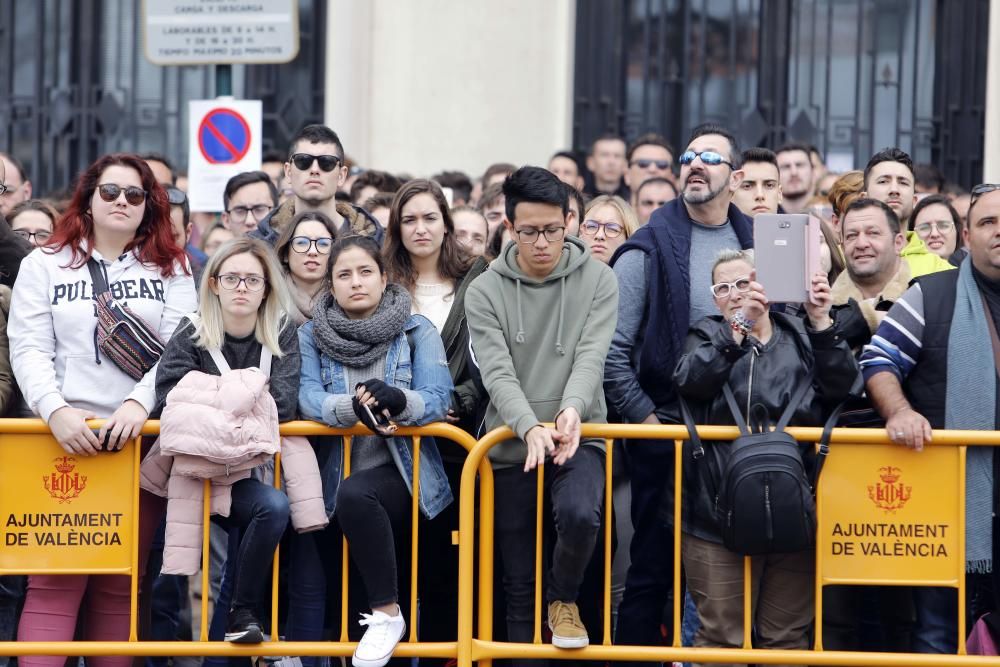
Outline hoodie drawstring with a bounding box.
[555,276,566,356]
[515,280,526,344]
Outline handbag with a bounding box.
[87,258,166,380]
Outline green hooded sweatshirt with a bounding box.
[465,235,619,466]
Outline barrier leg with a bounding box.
[602,439,613,646]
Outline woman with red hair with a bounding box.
[8,153,197,665]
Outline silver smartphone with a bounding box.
[752,213,822,304]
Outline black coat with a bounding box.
[0,217,31,287]
[670,312,861,543]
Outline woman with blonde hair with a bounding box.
[580,194,639,263]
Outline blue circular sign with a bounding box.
[198,108,251,164]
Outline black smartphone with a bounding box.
[90,428,120,452]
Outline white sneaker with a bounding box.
[352,608,406,667]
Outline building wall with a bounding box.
[326,0,575,179]
[985,0,1000,182]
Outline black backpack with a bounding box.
[680,372,841,556]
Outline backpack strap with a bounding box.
[810,398,845,490]
[86,258,110,297]
[678,392,721,503]
[207,346,273,377]
[721,385,752,435]
[774,369,816,431]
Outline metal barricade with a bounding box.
[0,418,482,659]
[456,424,997,667]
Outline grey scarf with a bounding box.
[945,258,995,573]
[311,283,411,367]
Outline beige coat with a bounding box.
[830,260,912,334]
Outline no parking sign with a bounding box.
[188,99,262,212]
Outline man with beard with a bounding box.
[863,147,953,278]
[776,142,814,214]
[604,124,751,656]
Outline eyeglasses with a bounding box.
[679,150,733,168]
[166,187,187,206]
[97,183,147,206]
[914,220,956,235]
[290,153,342,172]
[214,273,266,291]
[710,277,751,298]
[227,204,272,223]
[513,226,566,244]
[290,236,333,254]
[580,220,624,238]
[630,159,671,170]
[12,229,52,244]
[0,183,8,196]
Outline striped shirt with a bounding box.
[859,283,926,382]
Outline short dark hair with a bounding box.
[635,177,678,200]
[549,151,582,175]
[289,124,344,160]
[503,166,568,223]
[563,182,586,216]
[911,193,963,249]
[328,234,384,278]
[432,171,473,204]
[262,150,286,164]
[687,123,741,169]
[775,141,813,162]
[0,152,29,183]
[842,197,901,236]
[139,152,176,184]
[914,163,946,193]
[627,133,675,162]
[166,187,190,227]
[350,170,402,204]
[483,162,516,184]
[863,147,914,188]
[363,192,394,212]
[479,182,505,210]
[222,170,279,211]
[741,147,778,168]
[590,134,626,156]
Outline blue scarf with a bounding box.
[945,258,995,573]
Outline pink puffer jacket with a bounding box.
[141,367,328,575]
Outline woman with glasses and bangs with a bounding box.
[8,153,197,667]
[6,199,58,248]
[274,210,339,324]
[580,194,639,263]
[670,248,859,660]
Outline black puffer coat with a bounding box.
[670,312,861,544]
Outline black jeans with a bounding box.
[494,445,604,648]
[336,464,412,608]
[614,438,675,655]
[216,478,290,610]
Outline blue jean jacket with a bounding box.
[298,314,455,520]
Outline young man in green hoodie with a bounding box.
[465,166,619,653]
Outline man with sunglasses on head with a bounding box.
[623,133,676,205]
[466,166,619,653]
[166,186,206,284]
[604,123,752,655]
[860,183,1000,654]
[249,124,384,246]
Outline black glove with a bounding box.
[356,378,407,417]
[352,395,389,432]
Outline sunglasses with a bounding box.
[166,187,187,206]
[97,183,147,206]
[679,150,733,168]
[631,159,671,170]
[971,183,1000,205]
[290,153,342,172]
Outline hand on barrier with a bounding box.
[553,407,581,465]
[887,406,933,452]
[48,406,101,456]
[101,399,148,451]
[524,425,562,472]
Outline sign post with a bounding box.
[187,99,263,212]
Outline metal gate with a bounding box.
[573,0,989,187]
[0,0,326,196]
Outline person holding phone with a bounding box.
[673,248,858,658]
[295,235,453,667]
[8,153,197,666]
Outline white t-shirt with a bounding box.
[412,282,454,332]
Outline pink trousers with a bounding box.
[17,490,166,667]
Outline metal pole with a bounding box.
[216,64,233,97]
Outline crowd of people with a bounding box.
[0,119,996,667]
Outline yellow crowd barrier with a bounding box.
[0,418,998,666]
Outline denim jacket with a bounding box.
[298,314,455,520]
